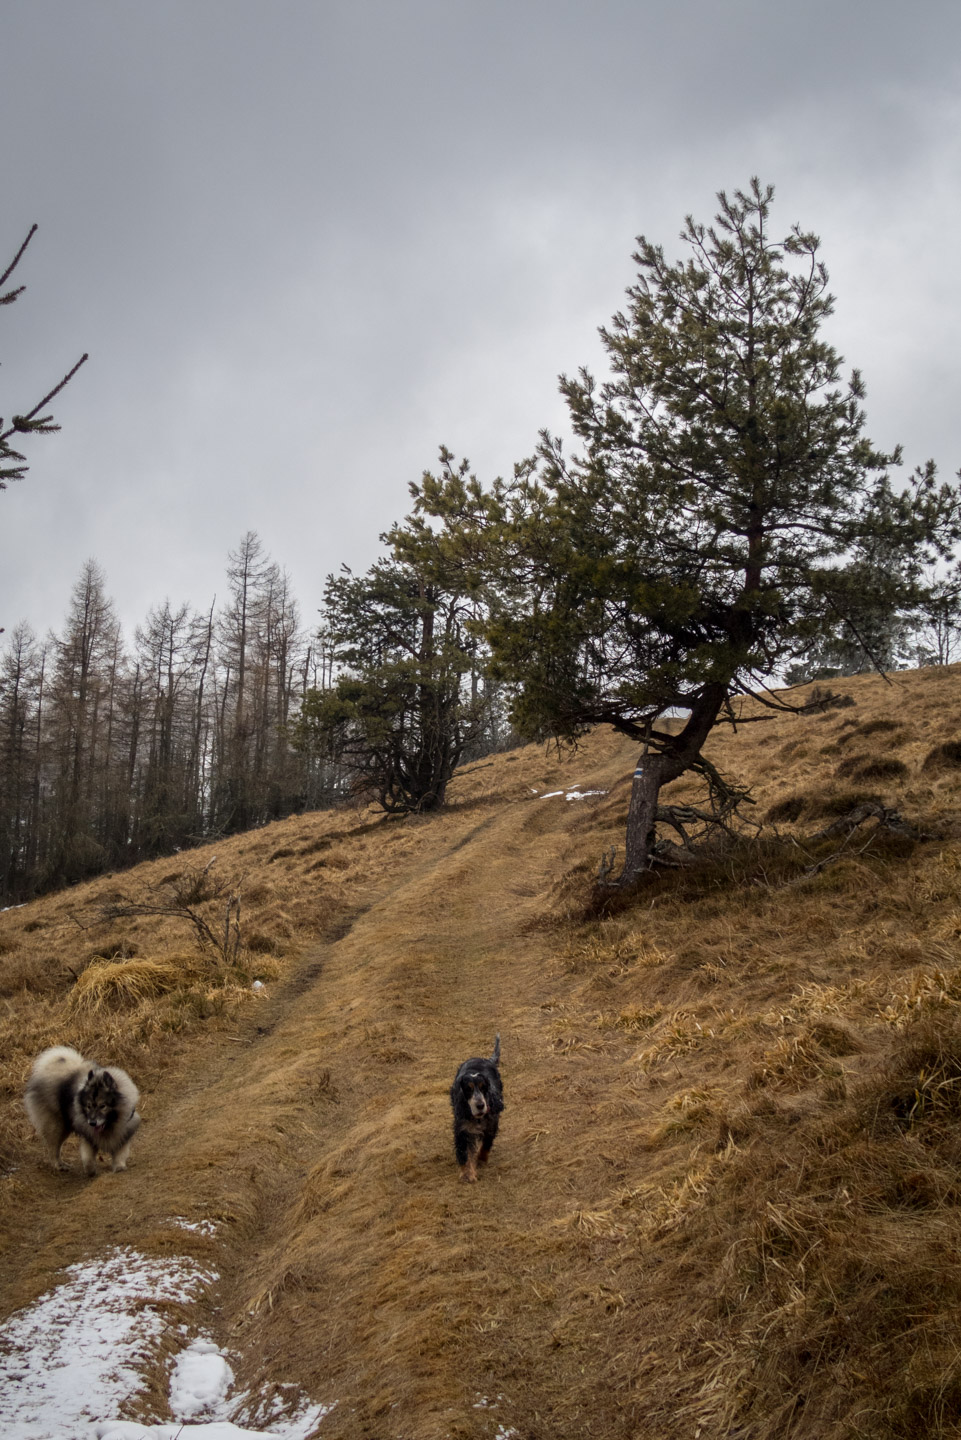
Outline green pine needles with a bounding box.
[417,179,961,881]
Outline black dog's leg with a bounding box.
[455,1128,482,1183]
[478,1116,499,1167]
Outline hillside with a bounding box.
[3,666,961,1438]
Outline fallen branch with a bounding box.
[780,803,921,888]
[810,802,916,842]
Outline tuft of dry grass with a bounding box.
[69,956,192,1013]
[923,740,961,771]
[836,753,910,781]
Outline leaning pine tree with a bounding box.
[418,180,961,883]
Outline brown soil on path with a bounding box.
[7,669,961,1438]
[227,765,644,1439]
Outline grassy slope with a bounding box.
[3,667,961,1438]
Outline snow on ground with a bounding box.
[171,1339,234,1419]
[99,1425,297,1439]
[170,1217,220,1238]
[0,1241,330,1440]
[0,1246,213,1440]
[533,787,608,801]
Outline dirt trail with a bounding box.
[3,733,654,1439]
[224,763,645,1437]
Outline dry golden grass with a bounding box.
[69,956,193,1013]
[4,666,961,1436]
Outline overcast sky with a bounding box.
[1,0,959,644]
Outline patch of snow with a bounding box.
[539,788,608,802]
[0,1247,215,1440]
[0,1247,331,1440]
[170,1339,233,1419]
[170,1217,219,1237]
[98,1425,286,1439]
[231,1388,333,1439]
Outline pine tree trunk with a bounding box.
[618,683,729,885]
[619,750,669,884]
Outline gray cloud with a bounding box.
[2,0,959,638]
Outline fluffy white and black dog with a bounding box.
[24,1045,141,1176]
[450,1034,503,1183]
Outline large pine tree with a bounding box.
[423,181,961,881]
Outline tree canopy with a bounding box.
[417,180,961,881]
[296,466,501,814]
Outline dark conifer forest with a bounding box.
[0,530,511,904]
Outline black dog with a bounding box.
[450,1034,503,1183]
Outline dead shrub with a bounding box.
[166,862,222,906]
[97,858,245,969]
[803,685,856,712]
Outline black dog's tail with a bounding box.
[491,1033,501,1066]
